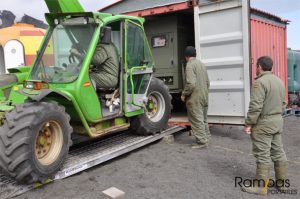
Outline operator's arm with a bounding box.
[70,48,84,60]
[182,63,196,97]
[201,62,210,89]
[91,46,108,66]
[245,81,266,125]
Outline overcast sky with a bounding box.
[251,0,300,50]
[0,0,299,49]
[0,0,112,20]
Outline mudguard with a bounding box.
[17,89,71,102]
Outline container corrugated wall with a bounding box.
[250,14,288,101]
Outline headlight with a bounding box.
[23,81,34,89]
[23,81,49,90]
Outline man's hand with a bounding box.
[181,95,185,102]
[244,125,252,135]
[70,48,81,56]
[89,65,94,73]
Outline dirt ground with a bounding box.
[15,116,300,199]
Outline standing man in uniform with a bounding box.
[181,46,210,148]
[242,56,287,195]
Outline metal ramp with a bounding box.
[0,126,184,199]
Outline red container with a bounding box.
[250,8,289,101]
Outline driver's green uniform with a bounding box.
[90,43,119,89]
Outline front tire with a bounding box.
[130,77,172,135]
[0,102,72,184]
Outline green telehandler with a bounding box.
[0,0,171,184]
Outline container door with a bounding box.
[194,0,250,124]
[4,40,25,72]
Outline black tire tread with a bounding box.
[131,78,172,135]
[0,102,72,184]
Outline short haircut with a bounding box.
[257,56,273,71]
[184,46,196,57]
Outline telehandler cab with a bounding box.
[0,0,171,184]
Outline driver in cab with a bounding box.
[70,27,119,89]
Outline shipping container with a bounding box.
[288,49,300,93]
[288,49,300,105]
[250,8,288,101]
[102,0,288,124]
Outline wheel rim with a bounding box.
[146,91,166,123]
[35,121,64,166]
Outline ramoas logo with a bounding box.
[235,177,298,195]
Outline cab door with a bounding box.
[124,20,154,116]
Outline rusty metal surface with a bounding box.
[169,112,190,127]
[124,2,191,17]
[100,0,188,14]
[250,13,288,101]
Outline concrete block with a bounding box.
[162,134,174,144]
[102,187,125,199]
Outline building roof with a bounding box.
[100,0,189,14]
[251,8,289,24]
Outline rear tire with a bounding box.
[130,77,172,135]
[0,102,72,184]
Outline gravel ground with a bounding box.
[15,116,300,199]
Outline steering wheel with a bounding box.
[53,66,66,72]
[69,53,77,64]
[69,43,85,64]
